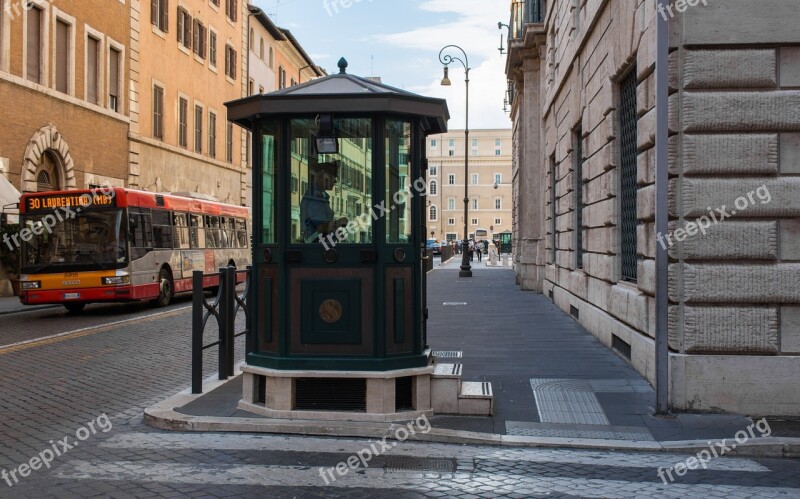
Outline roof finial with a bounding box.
[337,57,348,74]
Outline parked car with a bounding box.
[426,239,442,255]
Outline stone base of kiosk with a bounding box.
[239,352,493,422]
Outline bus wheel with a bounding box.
[153,268,174,307]
[64,303,86,314]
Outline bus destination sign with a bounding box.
[26,193,116,212]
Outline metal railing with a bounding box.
[510,0,546,40]
[191,266,252,394]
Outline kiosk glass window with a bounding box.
[260,120,279,244]
[385,120,412,243]
[290,118,373,244]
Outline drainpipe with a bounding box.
[655,0,670,415]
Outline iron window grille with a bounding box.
[619,67,639,282]
[575,125,583,269]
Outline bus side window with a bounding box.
[235,219,248,248]
[152,210,174,249]
[130,209,153,260]
[189,215,205,249]
[174,214,190,250]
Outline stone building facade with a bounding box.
[426,129,513,244]
[128,0,249,204]
[506,0,800,415]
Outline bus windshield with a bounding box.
[21,209,128,272]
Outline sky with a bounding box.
[254,0,512,130]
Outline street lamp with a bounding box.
[439,45,472,278]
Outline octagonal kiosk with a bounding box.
[225,60,488,422]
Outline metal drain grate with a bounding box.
[385,457,456,473]
[432,350,463,358]
[765,419,800,438]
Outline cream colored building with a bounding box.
[128,0,249,204]
[506,0,800,415]
[426,129,512,244]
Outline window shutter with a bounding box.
[163,0,169,32]
[87,37,99,104]
[55,20,69,93]
[151,0,158,26]
[26,8,41,83]
[177,8,183,44]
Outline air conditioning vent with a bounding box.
[395,376,413,411]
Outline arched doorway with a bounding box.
[21,124,76,193]
[35,150,63,191]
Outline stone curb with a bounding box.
[144,374,800,458]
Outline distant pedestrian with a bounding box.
[476,240,483,262]
[468,240,474,261]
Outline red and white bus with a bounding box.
[17,188,250,313]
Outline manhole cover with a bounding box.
[385,457,456,473]
[765,419,800,438]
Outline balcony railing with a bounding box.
[510,0,546,40]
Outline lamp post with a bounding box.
[439,45,472,278]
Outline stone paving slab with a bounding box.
[144,263,800,457]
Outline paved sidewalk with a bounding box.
[145,259,796,454]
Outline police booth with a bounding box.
[225,59,451,421]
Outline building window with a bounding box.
[278,66,286,89]
[448,174,455,185]
[177,8,192,49]
[429,206,438,221]
[550,155,556,264]
[26,6,42,83]
[449,139,455,147]
[259,85,264,94]
[495,218,501,225]
[495,149,501,156]
[226,123,233,163]
[209,112,217,158]
[268,47,274,68]
[429,180,437,195]
[151,0,168,32]
[86,36,101,105]
[494,173,502,185]
[430,139,436,148]
[472,199,479,210]
[429,165,437,176]
[471,218,478,225]
[448,150,454,157]
[248,78,254,96]
[472,173,478,185]
[209,32,219,68]
[194,105,203,153]
[495,199,501,210]
[248,28,254,51]
[448,218,455,225]
[153,85,164,140]
[178,97,188,148]
[575,125,584,269]
[224,44,237,78]
[54,19,70,94]
[472,138,478,147]
[448,198,455,210]
[620,68,639,282]
[259,38,264,60]
[193,19,206,59]
[290,77,297,86]
[225,0,238,21]
[108,47,121,112]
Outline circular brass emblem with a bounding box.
[263,248,273,263]
[324,248,339,263]
[393,248,406,263]
[319,299,343,324]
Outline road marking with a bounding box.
[0,306,191,354]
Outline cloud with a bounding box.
[381,0,511,129]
